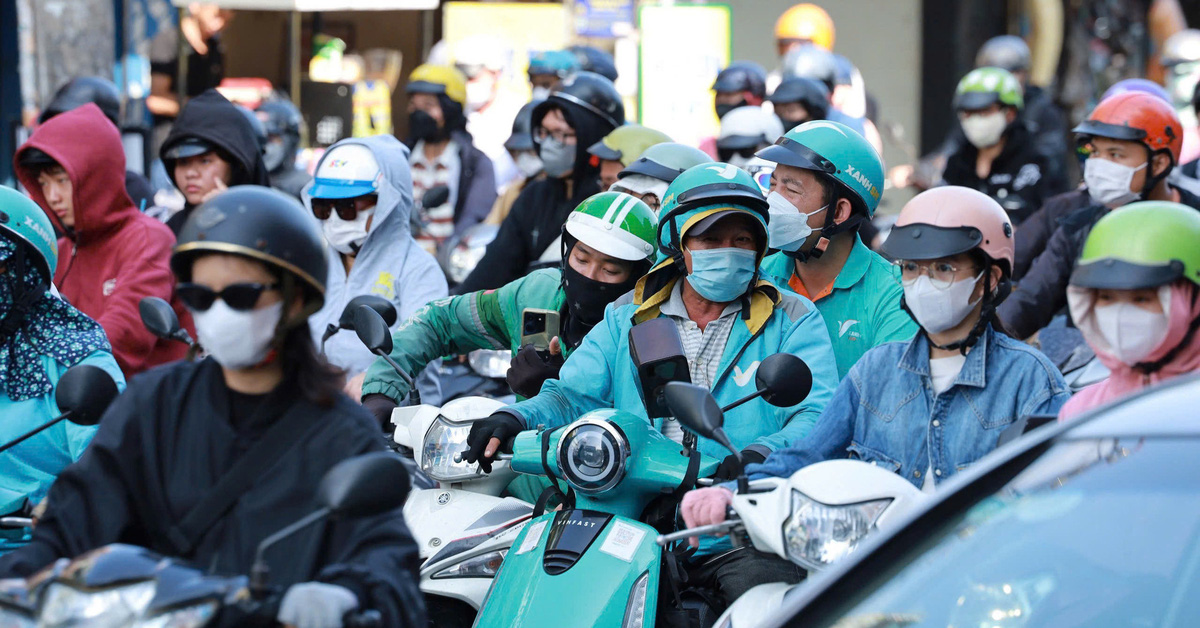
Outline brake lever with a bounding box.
[655,518,743,546]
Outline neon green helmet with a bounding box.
[756,120,884,217]
[954,66,1024,110]
[658,163,769,261]
[1071,201,1200,290]
[619,142,713,183]
[587,124,674,167]
[0,185,58,281]
[564,192,658,262]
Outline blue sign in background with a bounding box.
[574,0,635,39]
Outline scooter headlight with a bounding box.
[556,419,629,495]
[422,416,486,482]
[468,350,512,379]
[432,550,508,579]
[40,580,156,628]
[783,490,890,571]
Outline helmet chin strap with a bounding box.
[786,187,863,263]
[1140,149,1171,200]
[901,266,1008,356]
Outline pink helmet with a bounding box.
[881,186,1015,274]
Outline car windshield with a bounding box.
[799,437,1200,628]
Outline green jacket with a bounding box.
[361,268,567,402]
[760,235,917,379]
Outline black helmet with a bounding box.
[171,186,328,315]
[975,35,1031,73]
[256,98,303,139]
[769,77,831,121]
[537,71,625,130]
[781,44,838,92]
[568,45,619,82]
[504,99,543,152]
[40,77,121,126]
[237,105,268,153]
[713,62,768,99]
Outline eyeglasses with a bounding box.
[896,260,971,290]
[535,128,577,144]
[311,195,375,221]
[177,282,279,311]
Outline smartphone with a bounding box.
[520,308,561,354]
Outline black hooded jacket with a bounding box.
[160,89,270,234]
[0,359,424,626]
[455,98,613,292]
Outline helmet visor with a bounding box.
[1070,258,1184,290]
[755,136,837,174]
[880,223,983,261]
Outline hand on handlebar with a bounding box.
[464,411,524,473]
[278,581,359,628]
[681,487,735,548]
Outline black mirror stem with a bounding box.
[376,350,420,406]
[250,507,330,597]
[720,388,766,414]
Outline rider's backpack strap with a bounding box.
[165,395,323,556]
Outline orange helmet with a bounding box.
[1073,91,1183,165]
[775,4,835,51]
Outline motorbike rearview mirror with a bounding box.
[139,297,193,346]
[251,452,410,597]
[317,452,411,517]
[664,382,724,440]
[422,185,450,209]
[0,365,119,454]
[322,295,397,351]
[755,354,812,407]
[353,305,393,355]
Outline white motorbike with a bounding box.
[390,396,533,626]
[659,382,927,628]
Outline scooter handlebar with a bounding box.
[656,517,742,546]
[452,452,512,464]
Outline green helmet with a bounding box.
[619,142,713,183]
[0,185,58,282]
[1071,201,1200,290]
[756,120,884,217]
[564,192,658,262]
[954,67,1024,110]
[587,124,673,168]
[658,163,769,261]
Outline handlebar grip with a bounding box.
[343,609,382,628]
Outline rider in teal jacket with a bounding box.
[0,187,125,552]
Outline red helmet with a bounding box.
[1073,92,1183,165]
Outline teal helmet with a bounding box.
[657,163,769,265]
[756,120,884,219]
[0,185,59,282]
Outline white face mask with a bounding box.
[466,78,494,112]
[192,300,284,370]
[322,206,374,255]
[531,86,552,101]
[960,111,1008,148]
[903,272,984,334]
[514,151,543,178]
[1094,301,1170,365]
[1084,158,1145,207]
[766,191,825,253]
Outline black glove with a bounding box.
[506,344,564,398]
[361,393,398,429]
[464,411,524,473]
[713,450,766,481]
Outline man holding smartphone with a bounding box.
[359,192,659,421]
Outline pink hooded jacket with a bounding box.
[1060,280,1200,420]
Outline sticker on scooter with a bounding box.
[599,520,646,562]
[516,520,548,555]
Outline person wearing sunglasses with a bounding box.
[756,120,916,380]
[0,186,425,628]
[680,187,1071,560]
[304,137,447,392]
[715,105,784,169]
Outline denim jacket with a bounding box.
[747,325,1070,488]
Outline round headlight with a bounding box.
[556,419,629,495]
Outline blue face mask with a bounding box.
[685,247,758,303]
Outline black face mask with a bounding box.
[777,114,809,132]
[561,259,641,329]
[409,110,445,143]
[715,99,748,119]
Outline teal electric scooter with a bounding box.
[472,353,812,628]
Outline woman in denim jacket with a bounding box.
[681,187,1070,528]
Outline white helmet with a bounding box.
[717,106,785,166]
[309,143,382,199]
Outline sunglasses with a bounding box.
[311,195,374,221]
[177,282,279,311]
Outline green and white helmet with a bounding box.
[564,191,658,262]
[954,67,1024,110]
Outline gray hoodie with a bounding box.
[306,135,448,375]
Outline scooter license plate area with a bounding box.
[475,510,662,628]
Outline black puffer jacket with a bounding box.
[1012,187,1090,281]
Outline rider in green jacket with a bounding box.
[360,191,659,422]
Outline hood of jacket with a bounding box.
[533,99,615,186]
[15,104,136,240]
[160,89,270,195]
[1063,280,1200,419]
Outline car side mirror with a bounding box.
[317,452,411,517]
[353,305,393,355]
[755,354,812,407]
[139,296,193,346]
[664,382,724,440]
[55,364,120,426]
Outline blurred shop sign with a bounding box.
[574,0,635,39]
